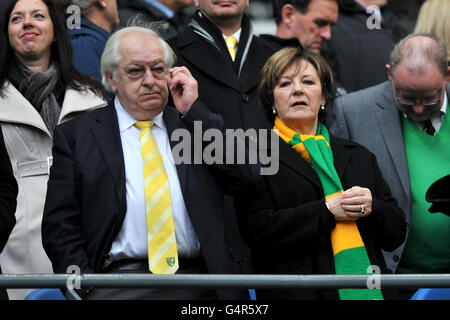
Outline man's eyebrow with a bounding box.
[314,18,335,26]
[126,59,165,66]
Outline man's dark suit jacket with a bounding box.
[168,12,275,131]
[117,0,191,40]
[168,12,276,273]
[0,131,17,300]
[235,134,407,300]
[323,0,413,93]
[41,100,260,299]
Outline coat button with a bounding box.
[393,255,399,262]
[241,94,250,103]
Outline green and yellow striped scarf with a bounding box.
[274,117,383,300]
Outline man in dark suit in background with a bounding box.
[168,0,275,131]
[0,132,17,300]
[168,0,276,274]
[323,0,413,93]
[260,0,346,98]
[42,25,259,300]
[117,0,193,39]
[262,0,338,54]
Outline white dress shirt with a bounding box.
[107,97,200,263]
[430,91,448,132]
[223,28,241,54]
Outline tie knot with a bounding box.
[224,36,237,49]
[135,120,153,129]
[422,119,436,136]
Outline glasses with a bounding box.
[394,87,443,110]
[121,63,168,81]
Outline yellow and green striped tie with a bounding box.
[135,121,178,274]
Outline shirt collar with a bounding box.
[114,96,165,132]
[440,90,448,114]
[223,28,242,43]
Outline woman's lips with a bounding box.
[21,32,38,39]
[291,101,307,107]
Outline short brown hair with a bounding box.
[258,47,334,124]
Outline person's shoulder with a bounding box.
[167,26,196,49]
[59,103,111,131]
[68,18,108,41]
[334,81,391,106]
[252,34,284,55]
[331,134,375,159]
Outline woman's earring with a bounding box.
[320,101,326,110]
[272,107,277,114]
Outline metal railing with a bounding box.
[1,273,450,300]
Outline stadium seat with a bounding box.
[24,289,66,300]
[411,288,450,300]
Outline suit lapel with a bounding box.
[277,136,323,191]
[90,104,126,204]
[239,37,269,93]
[175,28,240,92]
[0,82,51,137]
[278,134,353,192]
[375,84,411,198]
[446,83,450,105]
[330,136,353,182]
[163,107,189,196]
[58,88,106,124]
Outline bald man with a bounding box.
[329,35,450,298]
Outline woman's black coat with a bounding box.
[235,134,406,300]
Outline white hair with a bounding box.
[100,26,177,92]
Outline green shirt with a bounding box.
[398,107,450,273]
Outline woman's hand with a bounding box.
[340,186,372,219]
[326,186,372,221]
[326,192,358,221]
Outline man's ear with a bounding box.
[281,4,298,27]
[105,71,117,93]
[386,64,393,81]
[96,0,107,9]
[446,66,450,83]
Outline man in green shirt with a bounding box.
[329,33,450,299]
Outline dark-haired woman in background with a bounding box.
[0,0,106,299]
[235,48,406,300]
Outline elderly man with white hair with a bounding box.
[68,0,120,83]
[42,25,260,300]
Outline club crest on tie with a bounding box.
[166,257,176,267]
